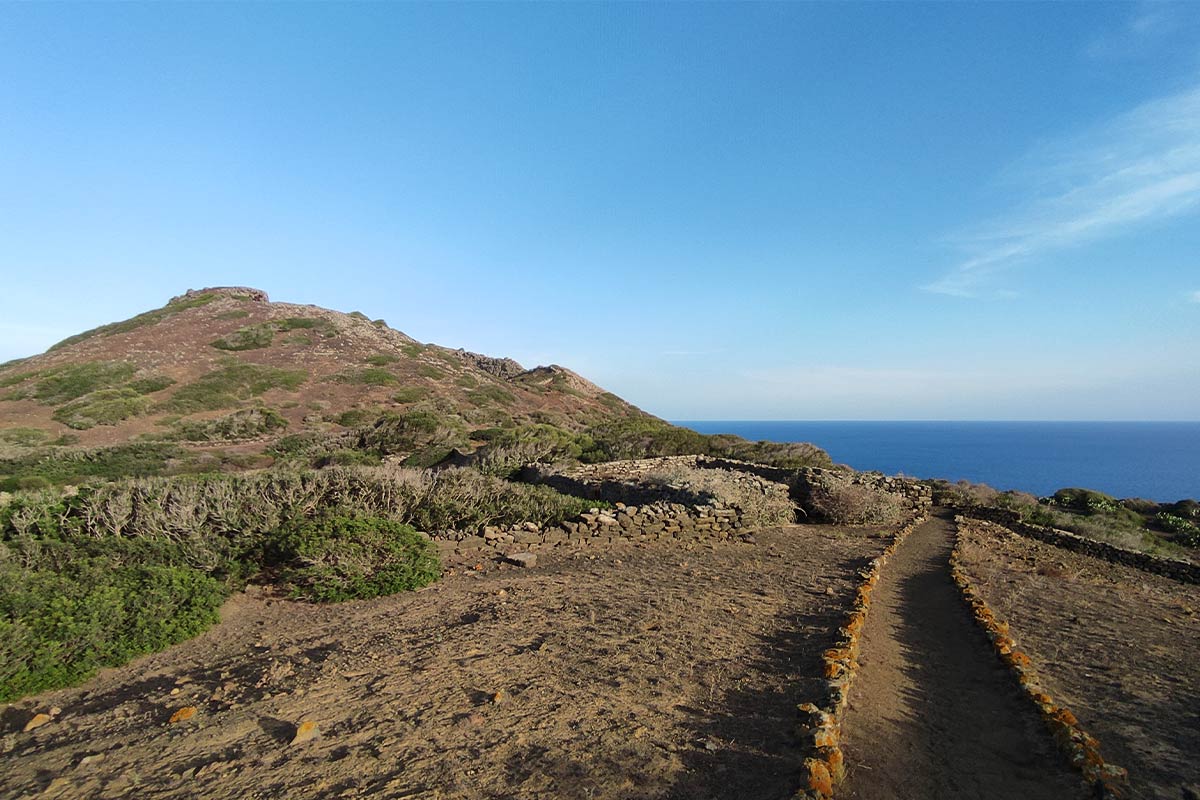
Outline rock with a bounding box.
[290,720,320,746]
[77,753,105,769]
[168,706,198,724]
[491,691,505,704]
[23,713,52,732]
[506,552,537,568]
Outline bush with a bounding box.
[268,511,440,602]
[365,354,399,367]
[52,388,153,429]
[161,363,307,413]
[28,361,137,404]
[211,324,276,351]
[806,480,906,525]
[170,407,288,441]
[645,464,796,527]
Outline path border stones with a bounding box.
[793,512,927,800]
[950,515,1129,799]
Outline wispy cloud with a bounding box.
[925,84,1200,298]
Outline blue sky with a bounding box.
[1,2,1198,420]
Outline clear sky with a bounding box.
[2,2,1198,420]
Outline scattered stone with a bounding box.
[825,587,836,596]
[170,688,181,696]
[290,720,320,746]
[23,713,51,732]
[77,753,105,769]
[491,691,505,704]
[168,706,197,724]
[506,552,537,569]
[49,707,62,718]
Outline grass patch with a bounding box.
[49,292,219,351]
[160,363,308,413]
[52,388,153,430]
[401,343,424,357]
[215,310,251,321]
[365,353,400,367]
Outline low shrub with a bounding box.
[211,323,276,351]
[28,361,137,404]
[268,511,439,602]
[365,354,399,367]
[170,407,288,441]
[161,363,307,413]
[52,388,153,430]
[806,479,906,525]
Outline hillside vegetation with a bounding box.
[0,286,835,701]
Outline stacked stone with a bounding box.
[967,508,1199,584]
[430,499,755,562]
[794,512,928,800]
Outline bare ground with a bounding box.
[955,517,1200,800]
[838,515,1090,800]
[1,524,894,800]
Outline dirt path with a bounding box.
[838,515,1089,800]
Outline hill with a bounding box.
[0,286,831,488]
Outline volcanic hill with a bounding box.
[0,286,830,485]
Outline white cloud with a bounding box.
[925,84,1200,298]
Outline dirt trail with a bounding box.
[838,515,1089,800]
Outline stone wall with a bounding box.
[527,454,932,520]
[429,497,757,564]
[964,507,1199,585]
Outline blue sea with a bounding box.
[673,421,1200,503]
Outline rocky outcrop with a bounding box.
[170,286,269,303]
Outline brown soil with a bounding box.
[955,517,1200,799]
[838,515,1089,800]
[1,524,893,800]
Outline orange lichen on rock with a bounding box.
[804,758,834,797]
[168,706,197,724]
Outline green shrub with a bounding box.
[0,370,37,389]
[391,387,426,404]
[0,559,226,702]
[275,317,336,336]
[215,309,251,321]
[161,363,307,413]
[211,323,276,351]
[268,511,440,602]
[0,443,187,487]
[0,428,50,447]
[466,385,515,407]
[52,388,153,430]
[170,407,288,441]
[365,354,400,367]
[29,362,137,404]
[417,364,447,380]
[401,344,424,357]
[126,375,176,394]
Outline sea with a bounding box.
[673,421,1200,503]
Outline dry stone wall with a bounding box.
[428,498,757,563]
[965,507,1199,584]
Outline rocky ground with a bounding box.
[955,517,1200,799]
[1,524,894,800]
